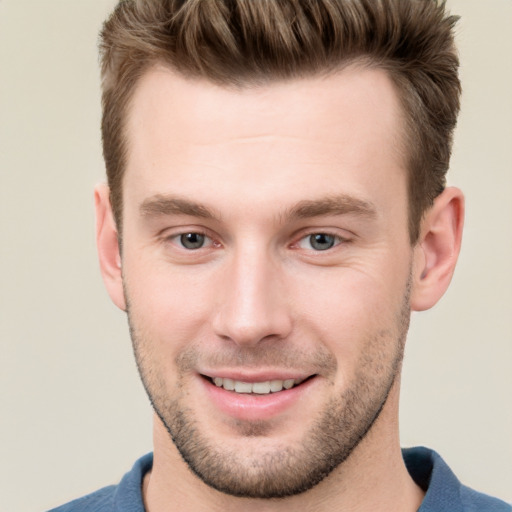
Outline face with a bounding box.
[119,66,414,498]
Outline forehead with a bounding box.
[123,65,407,220]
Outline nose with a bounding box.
[212,247,293,347]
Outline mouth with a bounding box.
[202,375,316,395]
[199,372,319,421]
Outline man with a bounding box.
[50,0,510,511]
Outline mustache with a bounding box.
[175,342,337,376]
[125,296,337,376]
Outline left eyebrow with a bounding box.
[284,194,377,220]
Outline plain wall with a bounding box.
[0,1,510,511]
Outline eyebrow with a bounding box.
[285,194,377,220]
[139,193,376,223]
[140,195,219,220]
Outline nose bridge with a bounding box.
[213,241,292,346]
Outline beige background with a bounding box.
[1,1,510,511]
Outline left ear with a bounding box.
[411,187,465,311]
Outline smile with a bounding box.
[210,377,305,394]
[201,373,319,421]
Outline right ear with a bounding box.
[95,183,126,311]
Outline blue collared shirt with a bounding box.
[48,447,511,511]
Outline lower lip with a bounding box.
[201,376,317,421]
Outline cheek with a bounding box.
[289,266,408,363]
[291,264,401,324]
[123,256,217,347]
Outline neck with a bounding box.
[143,382,424,512]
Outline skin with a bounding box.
[96,65,464,511]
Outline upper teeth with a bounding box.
[212,377,301,394]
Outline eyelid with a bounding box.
[298,234,341,250]
[171,232,212,249]
[291,229,352,251]
[160,227,221,250]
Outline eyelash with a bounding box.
[164,230,349,253]
[294,232,346,251]
[166,231,217,250]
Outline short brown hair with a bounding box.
[100,0,461,243]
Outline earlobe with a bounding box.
[95,183,126,311]
[411,187,465,312]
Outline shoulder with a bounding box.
[403,446,511,512]
[459,485,512,512]
[47,485,116,512]
[46,453,153,512]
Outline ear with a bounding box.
[410,187,464,311]
[95,183,126,311]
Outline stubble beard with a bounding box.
[126,282,411,499]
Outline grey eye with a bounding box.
[180,233,206,249]
[309,233,336,251]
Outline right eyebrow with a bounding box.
[139,195,219,220]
